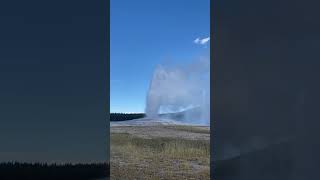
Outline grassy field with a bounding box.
[111,125,210,180]
[164,125,210,134]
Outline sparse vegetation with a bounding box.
[164,125,210,134]
[111,125,210,180]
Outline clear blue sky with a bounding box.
[111,0,210,113]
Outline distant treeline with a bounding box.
[0,162,109,180]
[110,113,145,121]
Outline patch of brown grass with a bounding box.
[111,132,210,180]
[164,125,210,134]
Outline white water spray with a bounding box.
[145,58,210,125]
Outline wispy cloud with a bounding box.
[194,37,210,45]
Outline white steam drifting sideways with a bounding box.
[145,58,210,126]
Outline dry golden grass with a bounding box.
[111,129,210,180]
[164,125,210,134]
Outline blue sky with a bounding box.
[111,0,210,112]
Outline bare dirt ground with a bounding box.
[110,119,210,180]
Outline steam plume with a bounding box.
[145,57,210,125]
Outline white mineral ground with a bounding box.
[110,117,210,141]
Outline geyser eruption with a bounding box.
[145,58,210,125]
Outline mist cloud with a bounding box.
[145,57,210,125]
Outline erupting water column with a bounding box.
[145,58,210,125]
